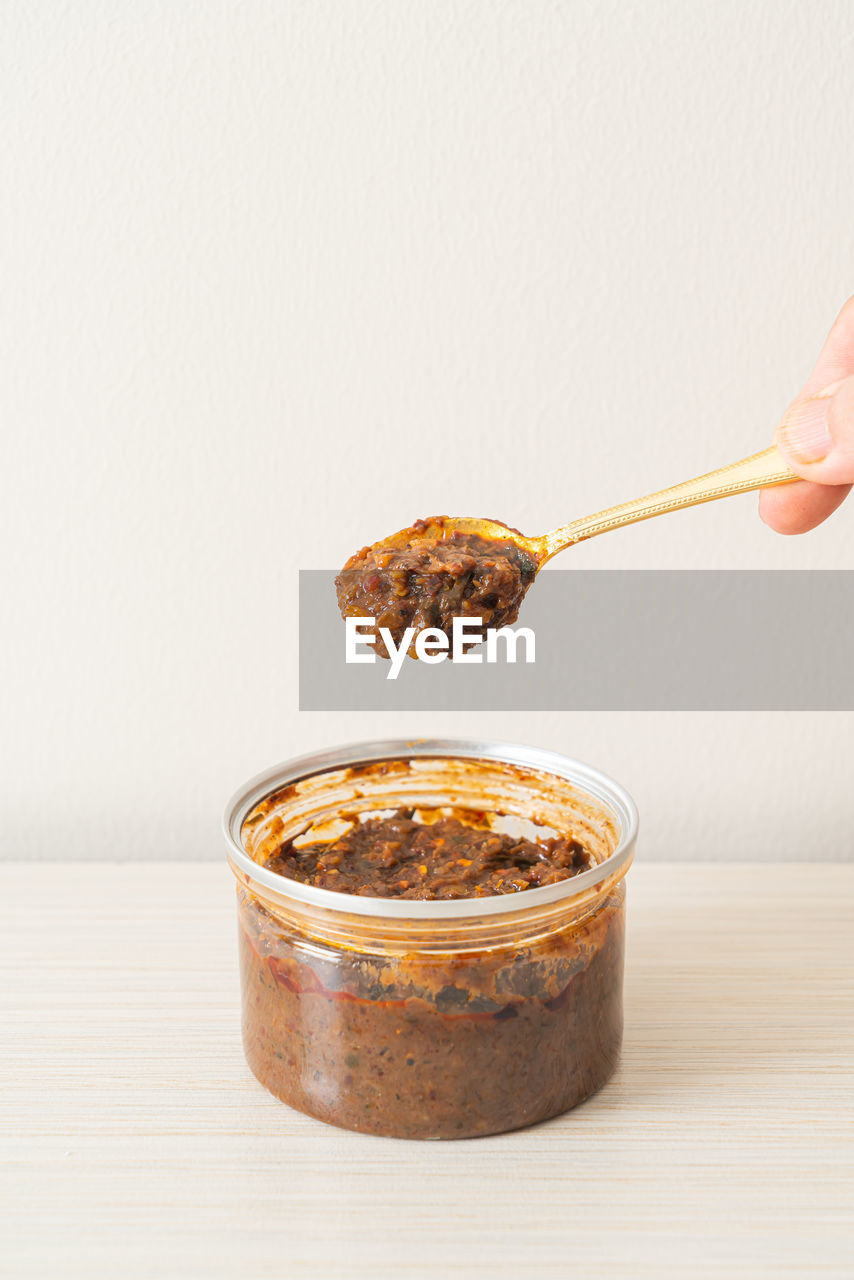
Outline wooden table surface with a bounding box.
[2,862,852,1278]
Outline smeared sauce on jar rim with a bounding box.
[241,755,611,905]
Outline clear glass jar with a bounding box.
[223,739,638,1140]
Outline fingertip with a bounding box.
[759,480,851,535]
[758,488,806,535]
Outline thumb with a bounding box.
[774,374,854,485]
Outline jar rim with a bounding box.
[223,738,638,920]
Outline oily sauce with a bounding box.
[268,807,593,899]
[335,520,538,658]
[237,758,624,1139]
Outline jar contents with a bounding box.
[267,808,594,899]
[335,520,538,658]
[234,752,631,1139]
[238,882,624,1139]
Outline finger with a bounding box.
[758,477,851,535]
[760,296,854,535]
[799,294,854,397]
[774,372,854,486]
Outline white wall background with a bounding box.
[3,0,853,862]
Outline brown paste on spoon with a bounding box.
[335,519,538,659]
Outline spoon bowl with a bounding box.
[372,515,543,558]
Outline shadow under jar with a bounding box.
[223,740,638,1140]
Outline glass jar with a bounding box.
[223,739,638,1140]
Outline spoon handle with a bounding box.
[540,445,797,557]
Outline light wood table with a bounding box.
[2,862,852,1278]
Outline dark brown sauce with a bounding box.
[238,755,625,1138]
[265,807,593,899]
[335,520,537,659]
[238,883,624,1138]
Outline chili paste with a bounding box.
[238,883,624,1139]
[238,803,623,1138]
[335,520,538,658]
[267,808,593,899]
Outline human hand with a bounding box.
[759,296,854,534]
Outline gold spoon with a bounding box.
[378,445,797,567]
